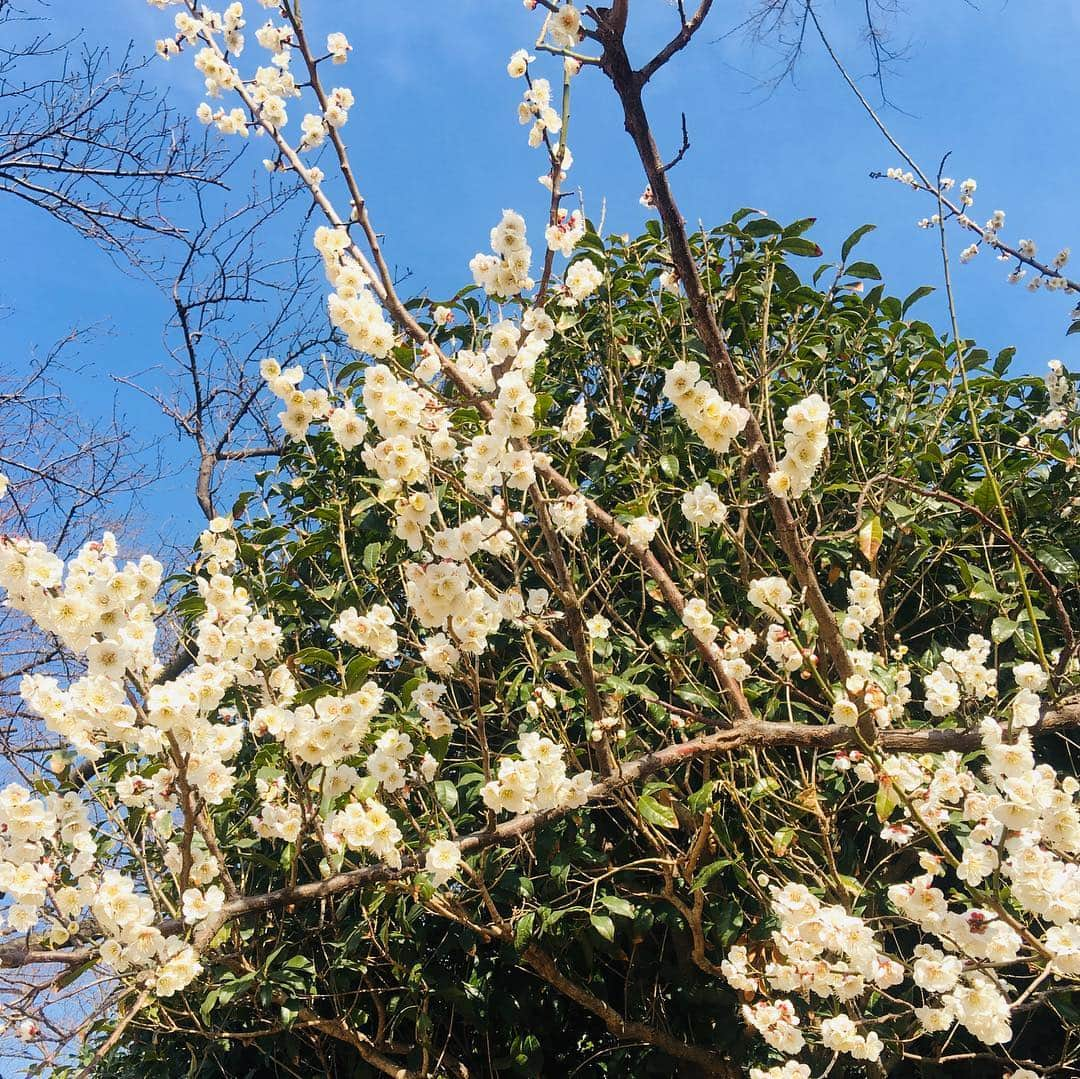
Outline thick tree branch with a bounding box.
[593,10,856,691]
[297,1008,421,1079]
[522,943,738,1076]
[638,0,714,85]
[7,698,1077,970]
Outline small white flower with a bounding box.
[425,839,462,887]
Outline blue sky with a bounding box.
[4,0,1078,548]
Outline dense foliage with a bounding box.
[2,4,1079,1079]
[35,219,1080,1078]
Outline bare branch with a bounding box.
[638,0,714,86]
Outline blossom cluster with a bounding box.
[1040,359,1074,429]
[725,658,1080,1063]
[681,480,728,528]
[725,882,896,1061]
[332,604,399,660]
[471,209,535,297]
[546,4,582,49]
[923,634,995,717]
[251,681,383,767]
[561,258,604,305]
[766,394,830,499]
[319,226,397,359]
[480,733,592,815]
[0,526,285,996]
[517,76,562,149]
[559,399,588,443]
[545,208,585,256]
[325,798,404,867]
[663,361,751,453]
[405,561,507,657]
[839,570,881,642]
[261,357,331,441]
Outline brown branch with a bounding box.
[5,696,1078,970]
[297,1008,421,1079]
[887,476,1077,675]
[662,865,726,978]
[0,943,95,969]
[74,988,152,1079]
[604,0,631,39]
[593,11,855,693]
[522,943,738,1076]
[638,0,715,85]
[662,112,691,173]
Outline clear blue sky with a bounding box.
[4,0,1078,549]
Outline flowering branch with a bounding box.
[5,696,1076,972]
[591,6,857,689]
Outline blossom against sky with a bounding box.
[3,0,1077,541]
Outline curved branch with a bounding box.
[887,476,1077,675]
[592,14,856,691]
[638,0,715,86]
[522,943,738,1076]
[9,698,1077,969]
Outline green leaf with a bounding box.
[970,580,1006,605]
[993,346,1016,375]
[836,874,865,897]
[589,913,616,942]
[231,490,256,519]
[901,285,935,314]
[637,793,678,829]
[1046,437,1072,463]
[291,647,337,669]
[991,617,1018,644]
[841,223,876,261]
[55,956,98,990]
[687,780,718,814]
[971,477,998,513]
[845,261,882,281]
[659,453,680,480]
[217,971,256,1006]
[599,895,637,919]
[344,654,378,689]
[352,776,379,801]
[1037,545,1078,578]
[743,217,782,238]
[199,987,221,1024]
[875,781,899,822]
[782,216,817,237]
[771,827,796,857]
[601,675,657,701]
[514,911,535,950]
[282,954,316,973]
[675,685,720,711]
[780,237,822,258]
[691,858,737,891]
[748,777,780,802]
[434,780,459,811]
[363,542,382,570]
